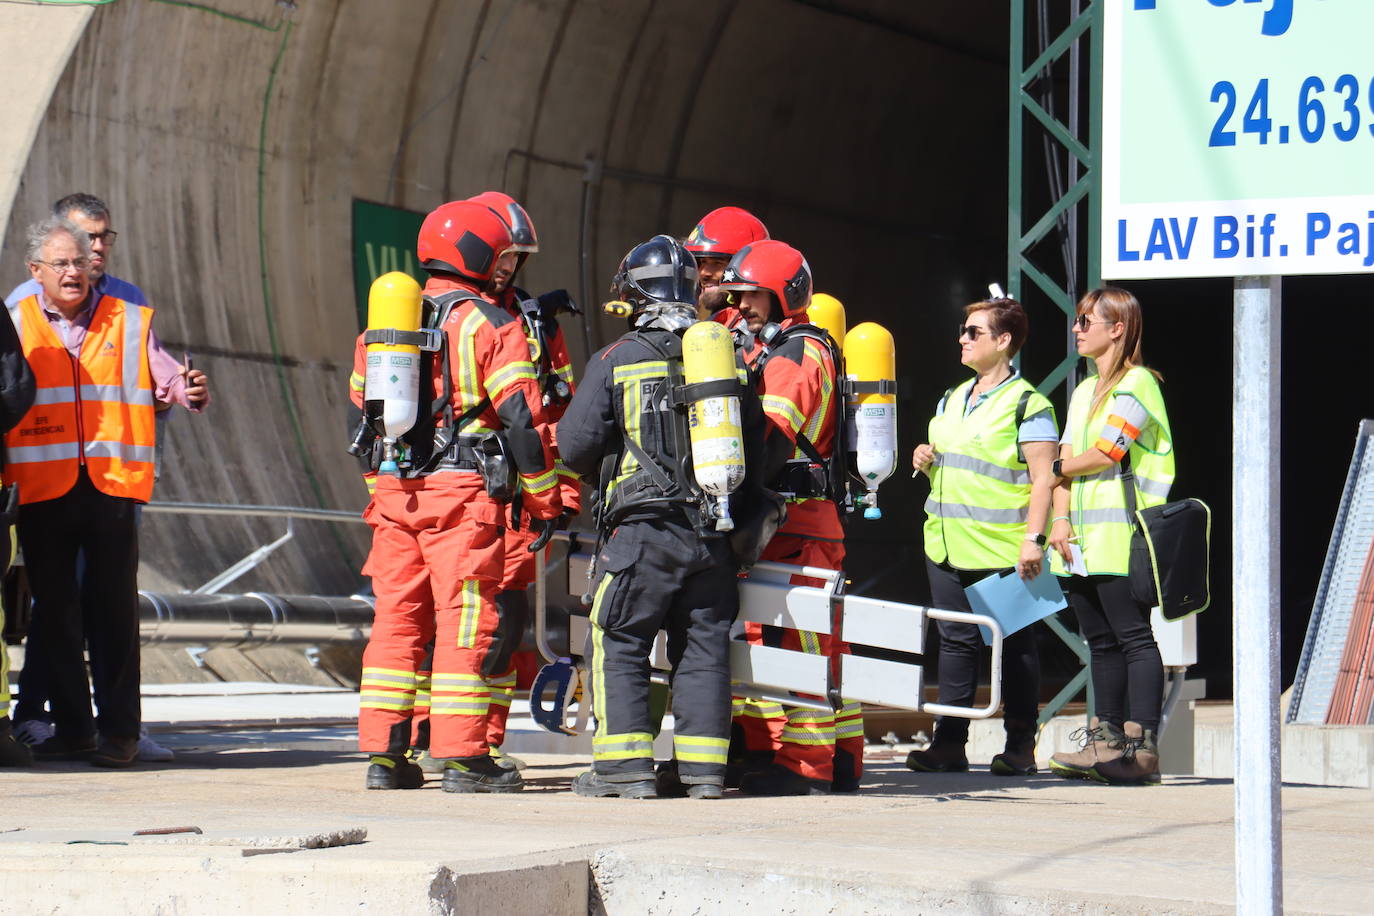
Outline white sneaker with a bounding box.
[137,727,174,762]
[13,720,54,747]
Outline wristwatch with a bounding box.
[1025,532,1047,546]
[1052,458,1064,479]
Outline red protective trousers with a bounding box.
[358,475,507,760]
[734,529,864,785]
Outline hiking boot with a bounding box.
[904,738,969,773]
[0,719,33,767]
[490,747,526,771]
[365,754,425,789]
[410,748,446,774]
[442,754,525,793]
[13,719,54,747]
[990,718,1038,776]
[740,763,831,796]
[571,769,656,799]
[654,759,687,798]
[1049,718,1125,780]
[90,736,139,768]
[31,733,97,760]
[1091,722,1161,786]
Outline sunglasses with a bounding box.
[1073,314,1112,331]
[958,324,992,340]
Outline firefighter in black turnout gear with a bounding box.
[558,235,766,799]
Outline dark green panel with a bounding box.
[351,199,427,329]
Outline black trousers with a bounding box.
[16,470,141,741]
[589,517,737,780]
[926,559,1041,744]
[1066,574,1163,731]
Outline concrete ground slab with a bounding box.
[1,728,1370,914]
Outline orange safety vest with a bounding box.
[4,294,156,504]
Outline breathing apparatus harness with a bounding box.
[349,289,515,497]
[593,312,747,540]
[749,322,891,515]
[513,287,581,409]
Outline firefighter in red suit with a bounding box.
[353,200,561,793]
[684,206,768,329]
[720,240,864,795]
[468,191,580,759]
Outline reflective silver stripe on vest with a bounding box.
[121,303,146,408]
[937,451,1030,486]
[8,442,82,464]
[84,440,155,463]
[923,498,1028,524]
[1136,474,1171,499]
[32,388,75,406]
[1074,507,1133,526]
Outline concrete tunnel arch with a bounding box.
[0,0,1011,597]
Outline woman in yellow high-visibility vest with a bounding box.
[1047,287,1173,786]
[907,297,1059,776]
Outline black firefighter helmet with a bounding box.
[610,234,699,329]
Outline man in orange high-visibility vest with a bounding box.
[5,218,209,768]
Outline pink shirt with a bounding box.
[37,291,204,411]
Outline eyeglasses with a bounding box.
[958,324,989,340]
[1074,314,1112,331]
[88,229,118,244]
[34,257,91,274]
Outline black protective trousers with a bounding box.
[1065,573,1163,732]
[926,559,1041,744]
[16,469,141,742]
[588,516,737,781]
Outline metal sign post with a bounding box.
[1232,276,1283,913]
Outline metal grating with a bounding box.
[1288,420,1374,724]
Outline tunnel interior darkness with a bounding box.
[1,0,1368,698]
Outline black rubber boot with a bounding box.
[442,754,524,793]
[654,759,688,798]
[0,718,33,768]
[990,718,1039,776]
[904,737,969,773]
[571,769,657,799]
[365,754,425,789]
[831,747,861,793]
[725,750,774,789]
[740,763,831,796]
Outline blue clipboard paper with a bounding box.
[964,564,1068,646]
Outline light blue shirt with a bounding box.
[936,369,1059,443]
[6,273,148,309]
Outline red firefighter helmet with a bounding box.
[416,200,513,284]
[684,206,769,260]
[467,190,538,253]
[718,240,812,318]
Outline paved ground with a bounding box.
[2,725,1370,914]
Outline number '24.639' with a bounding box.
[1209,76,1374,147]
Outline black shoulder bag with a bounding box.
[1119,451,1212,620]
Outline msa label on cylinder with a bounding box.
[366,353,417,401]
[854,405,896,451]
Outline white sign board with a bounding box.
[1102,0,1374,279]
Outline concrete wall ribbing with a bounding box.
[0,0,1008,596]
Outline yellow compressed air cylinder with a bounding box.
[807,292,847,353]
[682,320,745,531]
[845,321,898,520]
[365,271,424,474]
